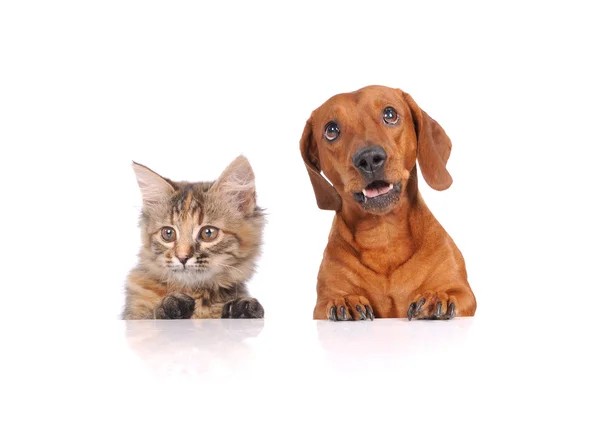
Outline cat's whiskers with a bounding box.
[219,263,248,280]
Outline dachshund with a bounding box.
[300,85,476,320]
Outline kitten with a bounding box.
[122,156,265,320]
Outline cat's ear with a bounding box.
[211,156,257,214]
[132,162,175,207]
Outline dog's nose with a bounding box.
[353,146,387,177]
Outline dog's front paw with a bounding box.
[325,296,374,321]
[407,291,456,320]
[155,293,195,319]
[222,297,264,319]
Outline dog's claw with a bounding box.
[408,297,426,320]
[446,302,456,320]
[416,297,426,314]
[340,306,347,321]
[365,305,374,321]
[434,301,443,318]
[356,305,367,320]
[329,306,337,321]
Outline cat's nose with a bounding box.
[177,255,190,265]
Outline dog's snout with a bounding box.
[353,146,387,177]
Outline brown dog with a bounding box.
[300,85,476,320]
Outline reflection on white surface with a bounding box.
[124,319,265,377]
[316,318,474,375]
[3,317,597,433]
[316,317,474,352]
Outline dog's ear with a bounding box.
[403,92,453,191]
[299,119,342,211]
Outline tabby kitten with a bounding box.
[122,156,265,320]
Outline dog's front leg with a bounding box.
[313,267,376,321]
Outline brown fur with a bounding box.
[300,85,476,320]
[122,156,265,320]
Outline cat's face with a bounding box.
[133,157,264,287]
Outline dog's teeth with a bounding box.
[389,184,393,190]
[362,189,368,202]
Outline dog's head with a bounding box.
[300,85,453,214]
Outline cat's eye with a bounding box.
[160,226,177,242]
[199,226,219,241]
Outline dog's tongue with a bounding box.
[364,183,393,198]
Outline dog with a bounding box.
[300,85,476,320]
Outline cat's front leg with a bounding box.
[155,293,195,319]
[221,297,264,319]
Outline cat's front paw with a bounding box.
[155,293,195,319]
[222,297,264,319]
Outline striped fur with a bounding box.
[122,156,265,320]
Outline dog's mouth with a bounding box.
[353,180,401,211]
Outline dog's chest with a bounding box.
[353,227,421,314]
[356,229,416,276]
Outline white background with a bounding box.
[1,0,599,321]
[2,2,600,433]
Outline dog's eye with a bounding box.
[324,122,340,142]
[160,226,177,242]
[383,107,400,125]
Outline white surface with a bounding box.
[3,317,597,432]
[1,2,599,432]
